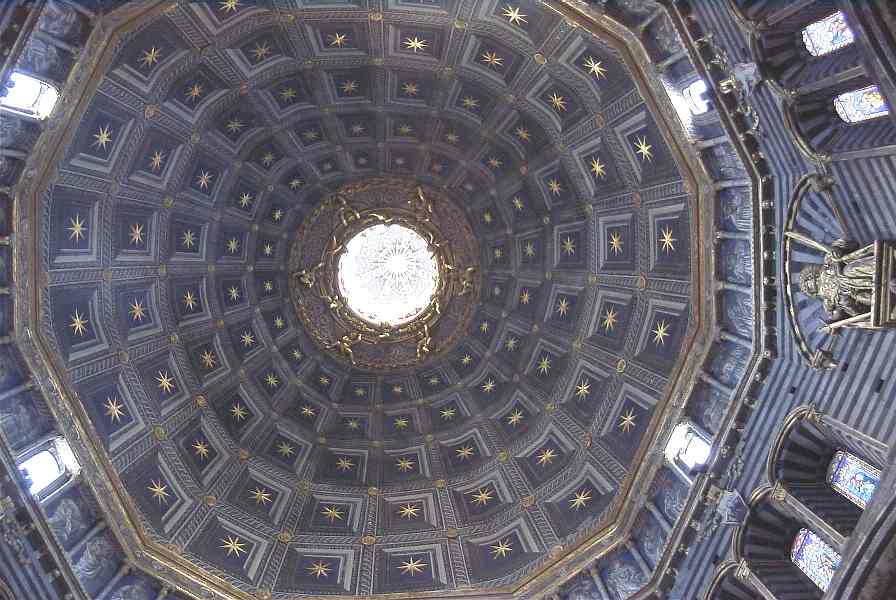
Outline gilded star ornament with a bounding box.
[276,441,295,457]
[185,82,203,102]
[502,4,527,26]
[104,396,125,423]
[149,150,165,172]
[493,247,503,259]
[192,440,210,460]
[507,409,524,427]
[461,354,473,365]
[505,336,518,351]
[575,378,591,400]
[635,136,653,161]
[219,0,239,12]
[227,286,241,302]
[148,479,170,504]
[346,418,361,430]
[251,42,272,62]
[220,536,247,558]
[481,51,504,69]
[583,56,608,79]
[129,223,145,245]
[395,457,415,472]
[398,503,420,519]
[479,320,490,333]
[548,92,567,111]
[609,231,623,255]
[570,488,593,510]
[524,241,536,257]
[350,123,366,135]
[512,195,524,210]
[328,32,348,48]
[302,130,320,141]
[461,95,479,110]
[197,170,213,189]
[321,505,344,522]
[652,319,671,346]
[547,178,563,196]
[280,87,297,102]
[590,156,607,179]
[471,487,493,506]
[398,557,427,576]
[200,350,216,369]
[263,243,274,256]
[455,445,475,461]
[182,290,198,311]
[300,405,316,417]
[514,126,531,141]
[139,46,161,68]
[69,309,89,337]
[336,457,354,471]
[490,539,513,559]
[340,80,358,94]
[536,447,557,466]
[250,487,272,505]
[271,208,284,221]
[238,192,253,208]
[481,378,496,393]
[536,355,552,375]
[519,289,531,305]
[398,123,413,135]
[401,82,419,96]
[319,375,330,385]
[487,156,502,169]
[659,227,677,253]
[181,230,196,248]
[307,561,331,578]
[440,407,456,420]
[556,296,571,317]
[230,403,248,420]
[92,125,113,150]
[226,118,244,133]
[403,36,428,52]
[445,131,460,143]
[393,417,409,430]
[240,330,255,347]
[562,236,576,255]
[264,372,279,388]
[618,409,636,433]
[156,371,176,394]
[226,237,240,254]
[67,214,87,241]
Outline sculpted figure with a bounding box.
[799,239,879,319]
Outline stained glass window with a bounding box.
[827,450,880,509]
[683,79,710,115]
[665,422,711,470]
[17,437,79,496]
[0,72,59,119]
[802,11,855,57]
[791,528,841,592]
[833,85,891,124]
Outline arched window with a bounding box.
[682,79,710,115]
[833,85,891,124]
[665,421,712,481]
[790,528,841,592]
[0,72,59,120]
[826,450,880,509]
[801,12,855,57]
[17,436,79,497]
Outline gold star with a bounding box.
[148,150,165,172]
[479,321,490,333]
[455,445,474,461]
[336,457,354,471]
[461,354,473,365]
[395,457,415,472]
[556,296,570,316]
[471,487,493,506]
[230,403,247,420]
[280,87,297,102]
[226,118,244,134]
[502,4,528,26]
[186,82,203,102]
[547,178,563,195]
[345,418,361,430]
[139,47,161,68]
[273,315,285,329]
[401,82,419,96]
[493,247,503,259]
[321,505,344,522]
[182,290,198,311]
[350,123,366,135]
[104,396,125,422]
[301,405,316,417]
[290,348,302,360]
[263,243,274,256]
[192,440,210,460]
[197,170,213,189]
[398,123,413,135]
[536,447,557,466]
[148,479,169,504]
[487,156,502,169]
[461,95,479,110]
[200,350,216,369]
[392,385,404,394]
[307,561,331,578]
[69,309,89,337]
[240,330,255,347]
[271,208,284,221]
[490,539,513,559]
[68,214,88,241]
[393,416,409,430]
[659,227,676,253]
[635,136,653,161]
[481,51,504,69]
[398,503,420,519]
[505,336,518,351]
[575,378,591,400]
[403,36,428,52]
[481,378,496,393]
[429,376,441,387]
[514,126,531,141]
[92,125,113,150]
[219,0,239,12]
[181,230,196,248]
[507,409,524,426]
[398,557,427,576]
[251,42,272,62]
[264,372,279,388]
[220,535,247,558]
[609,231,623,255]
[570,488,592,510]
[548,92,567,111]
[561,236,576,256]
[250,487,272,505]
[440,407,456,420]
[227,286,241,302]
[589,156,606,179]
[602,306,618,332]
[328,32,348,48]
[226,237,240,254]
[652,320,670,345]
[302,130,320,142]
[519,289,531,305]
[445,131,460,143]
[156,370,176,394]
[583,56,607,79]
[319,376,330,386]
[537,355,551,375]
[354,387,365,396]
[126,297,148,323]
[127,222,145,245]
[340,80,358,94]
[277,441,295,457]
[618,409,636,433]
[261,152,275,166]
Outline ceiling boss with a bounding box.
[288,177,481,369]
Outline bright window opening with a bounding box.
[833,85,891,124]
[665,422,711,471]
[791,528,841,592]
[18,437,79,495]
[0,72,59,120]
[683,79,710,115]
[802,12,855,57]
[827,450,880,509]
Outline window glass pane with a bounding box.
[833,85,891,124]
[0,72,59,119]
[18,450,63,495]
[791,528,841,592]
[683,79,710,115]
[827,450,880,509]
[802,11,855,57]
[665,422,711,469]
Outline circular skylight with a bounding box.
[338,223,438,326]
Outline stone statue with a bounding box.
[799,239,881,320]
[605,560,645,599]
[73,536,115,582]
[109,580,152,600]
[639,522,666,565]
[720,189,752,232]
[46,497,85,545]
[663,481,687,519]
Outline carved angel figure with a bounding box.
[799,239,878,319]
